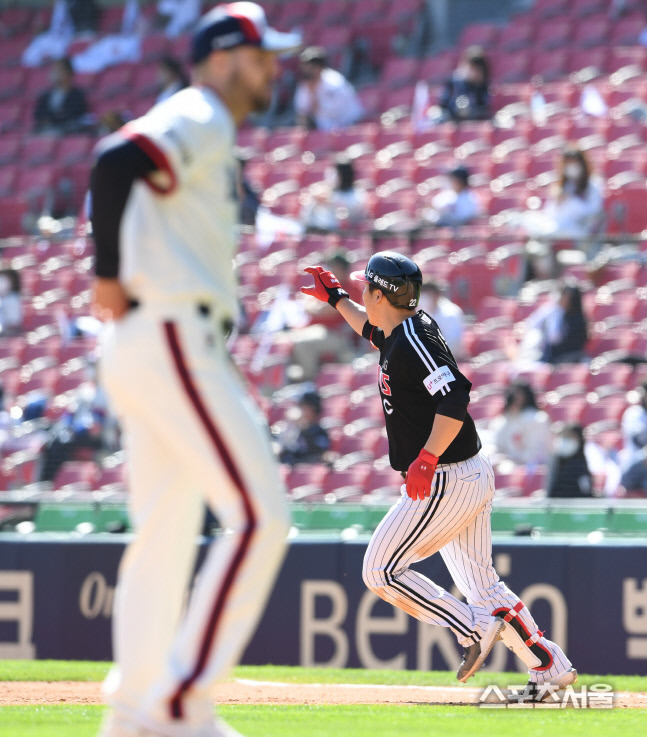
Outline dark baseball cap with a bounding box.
[191,2,302,64]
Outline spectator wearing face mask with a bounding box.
[33,57,88,134]
[276,390,330,466]
[488,381,552,466]
[438,46,491,123]
[523,283,589,364]
[294,46,364,131]
[421,165,482,227]
[620,381,647,471]
[620,448,647,497]
[547,423,593,498]
[0,269,22,335]
[528,148,605,241]
[300,155,368,230]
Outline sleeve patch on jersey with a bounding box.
[423,365,455,395]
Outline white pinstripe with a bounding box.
[363,452,572,678]
[402,318,448,396]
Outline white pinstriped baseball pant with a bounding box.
[362,452,572,680]
[99,303,290,733]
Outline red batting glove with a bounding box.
[300,266,349,308]
[405,449,439,501]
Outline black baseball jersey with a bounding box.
[362,310,481,472]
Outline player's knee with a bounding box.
[255,499,291,542]
[362,550,389,592]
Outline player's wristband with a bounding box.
[328,288,349,308]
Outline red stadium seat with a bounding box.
[57,136,94,166]
[571,0,609,16]
[95,65,135,99]
[140,33,170,62]
[384,0,424,34]
[22,135,59,166]
[277,0,316,28]
[607,188,647,233]
[573,14,610,47]
[356,86,385,119]
[15,165,56,199]
[535,19,572,49]
[498,19,535,53]
[458,22,500,51]
[610,14,646,45]
[529,49,570,81]
[418,52,457,85]
[0,68,25,100]
[544,396,587,425]
[491,52,531,84]
[349,0,386,26]
[0,102,25,133]
[0,197,27,238]
[382,58,420,89]
[53,461,100,492]
[312,0,348,27]
[531,0,569,20]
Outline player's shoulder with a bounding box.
[395,312,435,351]
[322,67,348,88]
[139,87,234,137]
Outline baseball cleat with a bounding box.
[456,616,505,683]
[516,667,578,702]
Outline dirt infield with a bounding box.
[2,680,646,708]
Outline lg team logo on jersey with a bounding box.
[378,365,394,414]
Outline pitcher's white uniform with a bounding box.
[98,86,289,732]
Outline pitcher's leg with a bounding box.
[104,414,205,721]
[362,471,491,647]
[141,334,290,729]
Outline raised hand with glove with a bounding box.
[405,449,439,500]
[300,266,349,308]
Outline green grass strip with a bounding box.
[0,661,645,694]
[0,704,644,737]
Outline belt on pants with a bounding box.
[128,299,234,337]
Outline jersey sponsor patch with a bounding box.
[423,365,456,396]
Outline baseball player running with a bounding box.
[91,5,300,737]
[301,252,577,700]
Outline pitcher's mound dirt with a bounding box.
[1,680,645,708]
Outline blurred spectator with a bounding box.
[33,57,88,135]
[421,166,481,227]
[22,0,74,67]
[489,381,552,466]
[281,251,360,380]
[0,269,23,336]
[66,0,101,34]
[620,449,647,496]
[72,1,143,74]
[294,47,364,131]
[276,390,330,466]
[236,154,262,227]
[37,373,111,483]
[620,382,647,471]
[524,149,604,243]
[157,0,200,38]
[97,110,127,136]
[523,284,589,364]
[438,46,491,123]
[418,281,465,359]
[300,156,368,230]
[156,56,189,104]
[547,423,594,498]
